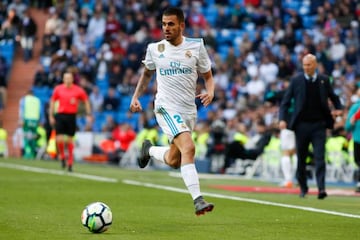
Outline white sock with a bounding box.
[181,164,201,200]
[149,146,169,163]
[291,154,298,176]
[281,155,292,182]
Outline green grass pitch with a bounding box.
[0,157,359,240]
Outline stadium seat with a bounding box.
[32,86,51,104]
[93,112,106,132]
[139,94,152,109]
[95,79,109,96]
[0,40,15,67]
[302,15,317,29]
[119,95,132,111]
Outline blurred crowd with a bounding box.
[0,0,360,172]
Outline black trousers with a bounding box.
[294,121,326,192]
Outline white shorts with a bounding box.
[154,106,196,143]
[280,129,296,150]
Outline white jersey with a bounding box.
[142,36,211,114]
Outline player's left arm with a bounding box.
[197,70,214,107]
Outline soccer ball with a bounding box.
[81,202,112,233]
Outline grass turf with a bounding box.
[0,157,359,240]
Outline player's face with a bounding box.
[162,15,184,45]
[63,73,74,86]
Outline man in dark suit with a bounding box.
[279,54,343,199]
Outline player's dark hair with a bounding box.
[163,7,185,23]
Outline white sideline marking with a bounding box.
[123,179,360,219]
[0,162,118,183]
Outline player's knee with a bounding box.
[181,142,195,156]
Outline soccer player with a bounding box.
[346,88,360,192]
[49,70,92,172]
[130,7,215,216]
[279,128,297,188]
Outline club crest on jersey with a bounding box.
[158,44,165,52]
[185,51,192,58]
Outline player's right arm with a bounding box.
[130,67,155,112]
[49,98,56,126]
[48,87,58,127]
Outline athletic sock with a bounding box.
[181,163,201,200]
[57,141,65,160]
[67,142,74,166]
[291,154,298,176]
[281,155,292,182]
[149,146,169,164]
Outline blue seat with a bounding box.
[302,15,317,29]
[169,0,180,6]
[139,94,153,108]
[119,95,132,111]
[93,112,106,132]
[95,79,109,96]
[32,86,51,104]
[76,116,87,131]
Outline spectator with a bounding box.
[72,26,89,55]
[112,122,136,154]
[187,4,207,29]
[16,8,37,62]
[44,7,64,37]
[7,0,27,19]
[77,7,90,30]
[223,120,271,172]
[0,8,20,40]
[258,55,279,86]
[86,8,105,47]
[328,34,346,63]
[102,87,120,111]
[47,69,63,88]
[77,55,95,83]
[246,68,265,104]
[33,64,49,87]
[117,67,136,96]
[104,11,121,43]
[89,85,104,113]
[108,62,123,88]
[41,28,60,56]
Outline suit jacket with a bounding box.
[279,73,343,130]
